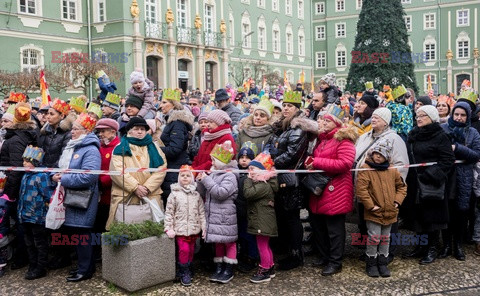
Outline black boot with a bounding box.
[217,259,235,284]
[179,263,192,286]
[24,268,47,280]
[453,241,465,261]
[377,255,391,277]
[419,246,438,265]
[278,249,303,271]
[438,243,452,259]
[365,255,379,278]
[403,245,426,258]
[209,257,223,282]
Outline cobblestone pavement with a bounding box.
[2,223,480,296]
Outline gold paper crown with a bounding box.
[76,113,97,132]
[325,104,345,122]
[8,92,27,103]
[365,81,374,90]
[87,102,103,119]
[210,140,234,164]
[104,92,121,106]
[22,145,44,163]
[283,91,302,104]
[69,96,87,113]
[14,102,32,123]
[457,90,478,105]
[250,151,274,170]
[163,88,181,101]
[392,85,407,100]
[52,98,70,115]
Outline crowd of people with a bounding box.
[1,69,480,287]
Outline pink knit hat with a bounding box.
[207,109,231,126]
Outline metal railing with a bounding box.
[176,26,197,44]
[145,21,168,40]
[203,31,222,48]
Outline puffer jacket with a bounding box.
[222,102,243,127]
[236,114,274,153]
[197,162,238,244]
[309,126,358,216]
[98,136,120,205]
[0,121,37,202]
[18,172,56,225]
[127,78,156,118]
[244,177,278,237]
[386,101,413,137]
[164,183,206,236]
[0,194,14,241]
[187,129,202,162]
[323,86,341,105]
[356,160,407,225]
[160,108,194,196]
[38,114,74,168]
[61,133,101,228]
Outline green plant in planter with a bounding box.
[104,220,164,246]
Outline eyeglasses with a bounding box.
[415,114,429,120]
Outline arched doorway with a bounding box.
[147,56,159,88]
[178,59,189,92]
[205,61,218,91]
[456,73,471,95]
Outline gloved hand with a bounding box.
[166,229,176,239]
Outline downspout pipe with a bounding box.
[87,0,93,101]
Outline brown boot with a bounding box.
[474,243,480,256]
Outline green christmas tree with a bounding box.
[346,0,418,94]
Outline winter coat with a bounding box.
[127,78,156,118]
[105,111,120,121]
[160,109,194,196]
[197,163,238,243]
[191,124,236,171]
[187,129,202,163]
[441,123,480,211]
[235,173,248,223]
[38,115,74,168]
[356,161,407,225]
[107,141,167,230]
[0,121,37,202]
[98,136,120,205]
[244,177,278,237]
[0,194,14,241]
[407,122,456,231]
[164,183,206,237]
[355,127,409,181]
[236,114,274,153]
[309,126,357,216]
[323,86,341,105]
[61,133,101,228]
[349,118,372,136]
[386,101,413,136]
[18,172,56,225]
[222,102,243,127]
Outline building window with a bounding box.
[336,23,346,38]
[457,9,469,27]
[401,0,411,4]
[356,0,362,10]
[273,28,280,53]
[177,0,188,28]
[21,46,43,73]
[19,0,37,15]
[336,49,346,67]
[242,12,252,48]
[336,0,345,12]
[286,32,293,55]
[62,0,78,21]
[337,78,346,92]
[424,13,435,30]
[145,0,157,23]
[258,24,266,51]
[298,28,305,56]
[424,74,436,92]
[204,4,214,32]
[272,0,279,12]
[404,15,412,32]
[229,13,234,46]
[286,0,292,15]
[316,52,326,69]
[315,26,325,40]
[424,42,436,61]
[458,40,469,59]
[315,2,325,15]
[298,1,304,19]
[97,0,105,22]
[287,71,294,85]
[257,0,265,8]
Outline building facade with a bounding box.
[313,0,479,95]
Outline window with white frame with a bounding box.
[258,17,266,51]
[257,0,265,8]
[457,9,469,26]
[336,23,346,38]
[335,44,347,67]
[298,27,305,56]
[272,0,279,12]
[62,0,79,21]
[97,0,106,22]
[204,4,214,32]
[287,71,294,85]
[336,0,345,12]
[286,0,292,15]
[401,0,411,4]
[424,38,436,61]
[424,13,435,30]
[337,78,346,92]
[273,23,280,53]
[229,13,234,46]
[315,25,325,40]
[242,13,251,48]
[177,0,188,28]
[315,2,325,15]
[145,0,157,23]
[404,15,412,32]
[456,32,470,59]
[316,52,326,69]
[286,26,293,55]
[356,0,362,10]
[21,46,43,73]
[424,74,436,92]
[62,48,83,87]
[298,1,304,19]
[19,0,38,15]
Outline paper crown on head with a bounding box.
[52,98,70,115]
[22,145,45,164]
[210,140,234,164]
[163,88,181,101]
[95,70,106,79]
[383,85,391,92]
[69,96,87,113]
[392,85,407,99]
[237,87,245,93]
[462,79,471,87]
[0,171,6,191]
[260,94,269,101]
[8,92,27,103]
[457,90,478,105]
[87,102,103,119]
[283,91,302,105]
[365,81,374,90]
[254,98,274,118]
[14,102,32,123]
[239,141,258,158]
[104,92,121,107]
[5,104,16,116]
[249,151,274,170]
[325,103,346,122]
[76,113,97,132]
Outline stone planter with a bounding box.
[102,235,175,292]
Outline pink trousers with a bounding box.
[256,235,274,269]
[176,236,197,264]
[215,242,237,260]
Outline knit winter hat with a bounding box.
[320,73,336,87]
[198,112,209,122]
[417,105,440,123]
[125,95,143,110]
[215,88,230,102]
[253,98,274,118]
[359,93,379,109]
[125,116,150,132]
[372,107,392,125]
[416,96,432,106]
[130,68,145,84]
[238,141,258,160]
[370,138,393,161]
[207,109,231,126]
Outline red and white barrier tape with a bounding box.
[0,160,465,176]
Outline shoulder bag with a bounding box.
[64,187,93,210]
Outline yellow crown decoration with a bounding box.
[240,141,259,157]
[283,91,302,104]
[392,85,407,100]
[325,103,346,121]
[22,145,45,164]
[105,92,121,106]
[255,98,274,116]
[163,88,181,101]
[365,81,374,90]
[76,113,97,132]
[250,151,274,170]
[14,102,32,123]
[210,140,234,164]
[69,96,87,113]
[87,102,103,119]
[52,98,71,115]
[8,92,27,103]
[457,90,478,105]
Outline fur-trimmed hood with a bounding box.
[166,108,194,130]
[40,112,76,135]
[291,116,319,135]
[9,120,37,131]
[333,125,359,143]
